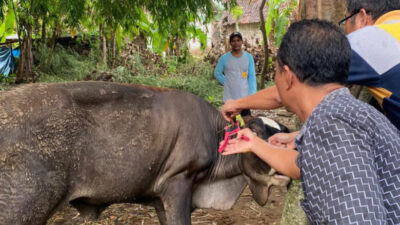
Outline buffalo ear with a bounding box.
[192,175,247,210]
[245,176,271,206]
[242,115,255,125]
[246,118,269,140]
[246,173,291,206]
[279,123,290,133]
[241,153,272,206]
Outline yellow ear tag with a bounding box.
[242,72,248,78]
[235,115,245,128]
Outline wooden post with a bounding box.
[305,0,315,19]
[317,0,322,19]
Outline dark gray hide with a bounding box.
[0,82,289,225]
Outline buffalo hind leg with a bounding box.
[159,173,193,225]
[0,170,66,225]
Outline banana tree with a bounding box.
[231,5,244,32]
[259,0,297,88]
[0,2,16,44]
[266,0,297,47]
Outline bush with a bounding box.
[35,44,100,82]
[128,74,223,107]
[34,46,223,107]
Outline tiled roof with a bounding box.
[223,0,268,25]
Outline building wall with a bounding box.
[226,23,263,46]
[188,23,213,55]
[300,0,346,22]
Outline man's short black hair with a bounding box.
[229,32,243,42]
[277,19,351,86]
[346,0,400,20]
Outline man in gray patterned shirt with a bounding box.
[222,19,400,224]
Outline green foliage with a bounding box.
[0,83,15,91]
[265,0,298,47]
[115,55,223,106]
[0,0,229,105]
[35,44,100,82]
[1,0,236,57]
[165,56,178,74]
[0,73,16,84]
[231,5,243,31]
[128,74,223,106]
[34,45,223,107]
[0,2,16,42]
[123,53,148,76]
[231,5,244,21]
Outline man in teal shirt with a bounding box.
[214,32,257,116]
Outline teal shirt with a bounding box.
[214,51,257,102]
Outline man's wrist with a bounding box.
[234,98,245,111]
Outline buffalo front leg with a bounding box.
[158,173,193,225]
[153,198,167,225]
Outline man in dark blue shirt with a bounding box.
[222,19,400,224]
[221,0,400,131]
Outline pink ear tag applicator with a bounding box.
[218,121,250,153]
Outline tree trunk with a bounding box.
[259,0,268,89]
[175,37,181,58]
[33,18,40,40]
[99,24,102,47]
[41,18,46,44]
[50,20,60,50]
[16,25,35,83]
[99,24,107,65]
[305,0,315,19]
[111,32,116,68]
[102,35,107,64]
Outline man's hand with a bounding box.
[267,131,299,149]
[221,99,242,122]
[220,128,257,155]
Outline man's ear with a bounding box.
[358,8,374,26]
[283,65,295,90]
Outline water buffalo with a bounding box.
[0,81,289,225]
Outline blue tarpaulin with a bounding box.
[0,47,14,77]
[12,48,20,58]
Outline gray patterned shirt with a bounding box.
[295,88,400,225]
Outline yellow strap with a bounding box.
[367,87,393,107]
[375,10,400,25]
[376,23,400,42]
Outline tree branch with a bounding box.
[259,0,269,88]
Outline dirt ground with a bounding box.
[47,186,287,225]
[47,109,298,225]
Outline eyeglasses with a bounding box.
[338,11,359,26]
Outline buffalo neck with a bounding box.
[209,109,243,180]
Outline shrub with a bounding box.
[34,46,224,107]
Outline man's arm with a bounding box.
[221,85,283,121]
[247,54,257,95]
[214,55,227,85]
[268,131,299,149]
[222,128,300,179]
